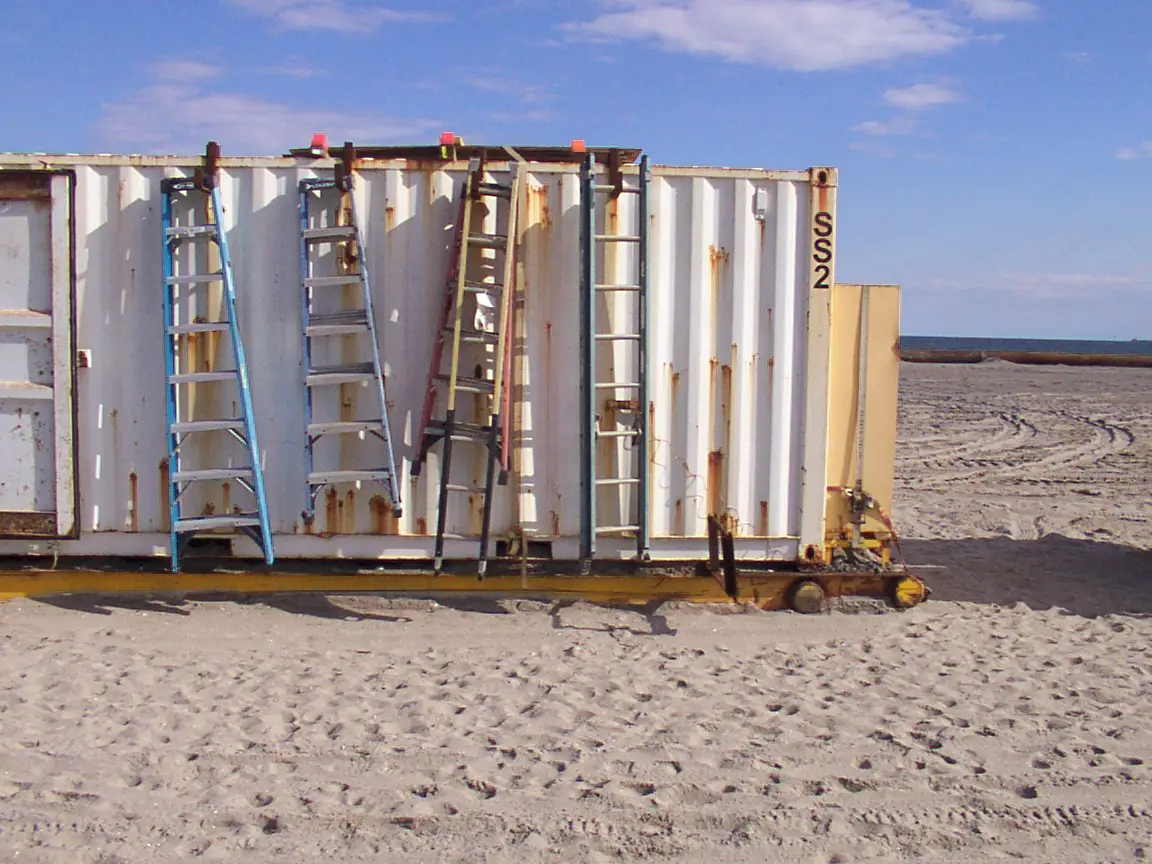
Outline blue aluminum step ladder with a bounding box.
[160,143,274,571]
[579,150,651,566]
[299,143,401,524]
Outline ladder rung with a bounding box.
[303,226,357,241]
[462,280,504,293]
[439,533,469,541]
[597,430,641,439]
[446,484,487,494]
[593,185,640,195]
[307,363,376,386]
[174,514,261,532]
[425,421,490,440]
[595,478,640,486]
[476,182,513,198]
[171,419,245,433]
[307,310,369,336]
[166,225,218,239]
[172,468,252,483]
[307,323,369,336]
[308,421,380,436]
[467,233,509,249]
[594,382,642,390]
[308,470,394,485]
[167,274,222,286]
[438,375,495,394]
[168,322,230,334]
[305,275,362,288]
[0,310,51,330]
[595,333,641,342]
[448,327,499,344]
[594,284,642,292]
[595,525,640,535]
[169,371,237,384]
[595,235,641,243]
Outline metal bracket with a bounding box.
[193,140,220,192]
[607,147,624,198]
[707,514,739,600]
[335,141,357,193]
[469,149,488,201]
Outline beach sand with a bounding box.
[1,361,1150,862]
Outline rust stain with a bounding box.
[707,449,724,522]
[385,205,395,233]
[370,495,399,535]
[222,481,231,517]
[415,516,428,536]
[550,510,560,537]
[345,489,356,534]
[325,487,339,535]
[758,501,769,537]
[159,459,170,533]
[0,512,55,536]
[202,501,217,516]
[128,472,138,533]
[674,499,684,536]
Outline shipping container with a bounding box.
[0,147,915,608]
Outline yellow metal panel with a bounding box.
[825,283,901,542]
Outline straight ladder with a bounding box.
[298,146,401,523]
[413,158,522,576]
[161,169,274,571]
[579,151,651,564]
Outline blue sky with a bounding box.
[2,0,1149,339]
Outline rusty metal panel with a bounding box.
[0,171,76,538]
[0,154,838,563]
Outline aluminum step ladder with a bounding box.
[579,150,651,564]
[299,144,401,524]
[160,155,274,571]
[413,157,522,576]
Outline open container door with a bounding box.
[0,172,77,538]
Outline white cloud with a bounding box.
[1116,142,1152,161]
[469,74,552,105]
[94,76,439,155]
[151,59,220,82]
[261,62,328,78]
[566,0,969,72]
[854,115,920,136]
[957,0,1039,21]
[884,82,962,110]
[224,0,448,34]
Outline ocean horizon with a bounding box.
[899,336,1152,356]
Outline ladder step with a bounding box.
[168,322,230,334]
[307,310,370,336]
[425,420,490,439]
[594,382,642,390]
[301,178,339,191]
[595,235,641,243]
[303,226,357,241]
[174,514,262,532]
[447,326,499,344]
[169,371,237,384]
[305,275,362,288]
[596,525,641,535]
[308,470,395,485]
[167,274,222,285]
[476,182,513,198]
[166,225,219,240]
[595,284,642,292]
[307,421,381,436]
[438,533,470,541]
[462,280,504,293]
[597,430,641,439]
[437,375,495,394]
[595,333,641,342]
[171,419,246,433]
[593,185,640,195]
[595,478,640,486]
[172,467,253,483]
[306,363,377,385]
[467,232,509,249]
[0,310,52,330]
[446,484,487,494]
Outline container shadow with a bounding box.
[549,600,677,636]
[34,595,192,616]
[245,593,414,623]
[905,534,1152,618]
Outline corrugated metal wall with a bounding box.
[0,155,827,561]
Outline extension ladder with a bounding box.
[579,151,651,564]
[298,146,401,524]
[160,170,274,572]
[413,158,523,576]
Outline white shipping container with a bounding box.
[0,151,852,567]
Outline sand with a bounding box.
[1,361,1150,863]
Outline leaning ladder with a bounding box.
[160,167,274,571]
[413,158,522,576]
[298,146,401,523]
[579,151,651,563]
